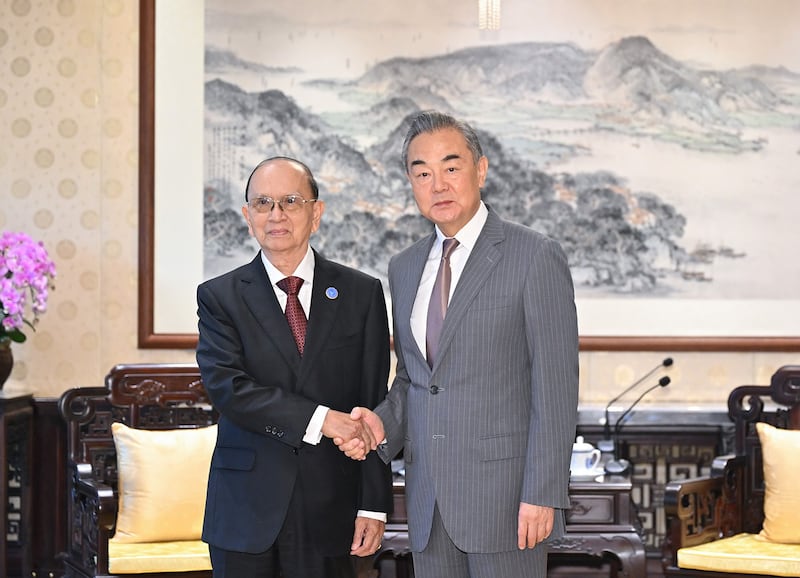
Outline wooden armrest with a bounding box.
[707,453,740,477]
[664,475,724,545]
[661,454,745,571]
[66,463,118,575]
[75,475,117,531]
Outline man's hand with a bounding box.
[517,502,554,549]
[334,407,385,460]
[350,516,385,557]
[321,410,377,460]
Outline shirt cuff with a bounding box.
[357,510,388,523]
[303,405,329,445]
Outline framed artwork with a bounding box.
[139,0,204,348]
[139,0,800,350]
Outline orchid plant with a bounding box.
[0,231,57,344]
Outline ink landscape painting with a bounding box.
[198,0,800,338]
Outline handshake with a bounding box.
[322,407,385,460]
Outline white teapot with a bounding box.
[570,436,601,476]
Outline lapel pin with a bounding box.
[325,287,338,300]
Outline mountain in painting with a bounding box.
[201,34,800,290]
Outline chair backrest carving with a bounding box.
[60,363,218,491]
[724,365,800,534]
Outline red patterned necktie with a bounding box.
[277,276,307,355]
[426,238,459,368]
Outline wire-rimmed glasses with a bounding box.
[247,194,318,213]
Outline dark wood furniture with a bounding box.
[59,364,217,578]
[373,482,414,578]
[551,474,647,577]
[377,410,731,575]
[660,365,800,577]
[577,411,732,555]
[377,473,647,578]
[31,397,69,578]
[0,388,35,578]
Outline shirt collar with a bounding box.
[261,245,315,286]
[434,201,488,251]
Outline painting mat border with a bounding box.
[137,0,800,351]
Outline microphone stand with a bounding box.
[603,357,673,440]
[598,358,673,470]
[605,376,671,475]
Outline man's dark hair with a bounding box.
[244,156,320,201]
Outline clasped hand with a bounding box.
[326,407,385,460]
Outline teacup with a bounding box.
[570,436,601,475]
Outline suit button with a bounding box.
[430,385,440,394]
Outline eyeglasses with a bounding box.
[246,194,318,213]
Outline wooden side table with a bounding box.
[0,388,34,578]
[549,474,647,577]
[377,473,646,578]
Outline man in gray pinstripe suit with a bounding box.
[340,110,579,578]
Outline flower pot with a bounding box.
[0,343,13,390]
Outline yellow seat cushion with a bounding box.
[111,422,217,543]
[678,533,800,577]
[108,539,211,574]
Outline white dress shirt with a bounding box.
[261,247,327,444]
[410,201,489,355]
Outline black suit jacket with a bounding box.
[196,250,392,555]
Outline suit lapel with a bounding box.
[396,234,436,367]
[299,251,341,376]
[434,210,505,368]
[239,254,302,369]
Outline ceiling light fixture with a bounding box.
[478,0,501,30]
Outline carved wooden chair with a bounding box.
[661,365,800,577]
[60,363,217,578]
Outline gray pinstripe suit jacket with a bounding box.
[376,207,580,554]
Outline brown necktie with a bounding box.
[426,238,459,368]
[277,276,307,355]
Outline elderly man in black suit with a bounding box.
[196,156,392,578]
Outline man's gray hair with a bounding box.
[401,111,484,173]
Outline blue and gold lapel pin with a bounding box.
[325,287,339,300]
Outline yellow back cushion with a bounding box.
[111,422,217,543]
[756,422,800,544]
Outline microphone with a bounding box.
[605,376,671,475]
[603,357,673,439]
[613,376,671,436]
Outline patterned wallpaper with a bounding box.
[0,0,195,398]
[0,0,796,400]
